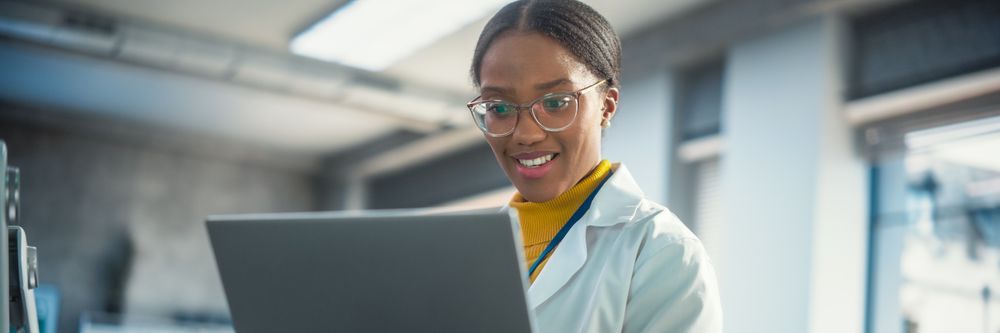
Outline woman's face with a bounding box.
[477,32,618,203]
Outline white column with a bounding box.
[718,16,868,333]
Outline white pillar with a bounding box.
[718,16,868,333]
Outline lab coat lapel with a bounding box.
[526,163,645,309]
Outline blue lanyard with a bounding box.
[527,171,614,279]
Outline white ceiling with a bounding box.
[22,0,710,155]
[48,0,347,52]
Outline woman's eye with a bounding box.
[488,103,514,115]
[541,97,570,111]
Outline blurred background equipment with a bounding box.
[2,141,8,333]
[0,0,998,332]
[9,225,40,333]
[5,144,46,333]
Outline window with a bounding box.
[867,114,1000,333]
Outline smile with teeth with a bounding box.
[517,153,556,168]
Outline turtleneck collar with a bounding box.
[509,159,612,245]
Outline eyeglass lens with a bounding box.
[473,94,578,135]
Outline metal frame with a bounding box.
[466,79,608,137]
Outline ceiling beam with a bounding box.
[0,0,472,134]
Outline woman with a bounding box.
[467,1,723,332]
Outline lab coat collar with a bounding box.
[582,163,645,227]
[502,163,646,309]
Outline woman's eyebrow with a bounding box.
[534,78,571,91]
[480,86,511,96]
[480,78,571,96]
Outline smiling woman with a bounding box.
[467,1,723,332]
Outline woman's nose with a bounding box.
[511,106,546,145]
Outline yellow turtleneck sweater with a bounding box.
[509,160,612,283]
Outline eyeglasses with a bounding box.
[467,79,608,137]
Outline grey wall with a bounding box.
[367,142,508,209]
[0,105,320,332]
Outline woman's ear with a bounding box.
[601,87,619,123]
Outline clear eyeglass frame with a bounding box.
[467,79,608,137]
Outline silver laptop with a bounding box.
[206,209,535,333]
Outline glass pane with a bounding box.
[678,60,724,140]
[869,116,1000,333]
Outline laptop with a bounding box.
[206,209,536,333]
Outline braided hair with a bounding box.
[471,0,622,90]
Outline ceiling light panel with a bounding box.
[291,0,509,71]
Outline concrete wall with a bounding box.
[0,106,319,332]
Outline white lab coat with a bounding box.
[503,163,723,333]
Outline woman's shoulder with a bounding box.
[627,199,709,268]
[621,199,724,332]
[630,199,699,244]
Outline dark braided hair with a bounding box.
[471,0,622,89]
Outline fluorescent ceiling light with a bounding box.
[291,0,509,71]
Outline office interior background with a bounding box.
[0,0,998,332]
